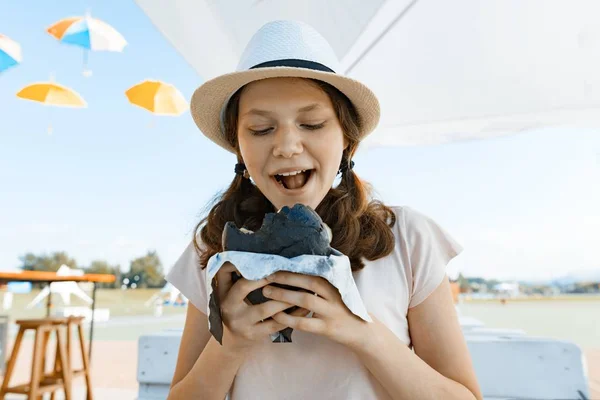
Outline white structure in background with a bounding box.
[135,0,600,149]
[145,283,188,317]
[2,294,12,311]
[26,265,93,309]
[493,282,521,298]
[3,282,32,311]
[24,265,111,322]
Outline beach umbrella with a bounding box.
[47,14,127,76]
[134,0,600,148]
[16,80,87,134]
[125,79,188,116]
[0,34,22,74]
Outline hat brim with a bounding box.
[190,67,380,154]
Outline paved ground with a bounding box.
[1,314,180,399]
[2,339,598,399]
[5,386,138,400]
[0,311,598,400]
[2,338,139,399]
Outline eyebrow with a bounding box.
[297,103,321,113]
[242,103,322,118]
[242,109,273,118]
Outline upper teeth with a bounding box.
[278,170,306,176]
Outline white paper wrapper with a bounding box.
[206,251,372,342]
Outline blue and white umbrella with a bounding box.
[0,34,22,74]
[47,14,127,76]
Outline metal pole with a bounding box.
[89,282,97,361]
[46,282,52,317]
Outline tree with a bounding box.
[466,277,487,285]
[19,251,77,272]
[124,251,165,289]
[18,251,78,288]
[457,273,470,292]
[486,279,501,290]
[85,260,122,289]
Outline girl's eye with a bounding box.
[249,127,274,136]
[301,122,325,130]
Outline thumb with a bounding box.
[215,262,238,304]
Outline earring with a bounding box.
[234,163,250,179]
[338,159,355,175]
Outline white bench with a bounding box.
[463,327,526,337]
[137,329,183,400]
[466,335,589,399]
[137,328,590,400]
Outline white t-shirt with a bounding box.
[166,206,462,400]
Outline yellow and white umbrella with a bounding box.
[16,81,87,133]
[125,80,187,116]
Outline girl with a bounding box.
[166,20,482,400]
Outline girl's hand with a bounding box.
[215,263,306,354]
[262,272,370,350]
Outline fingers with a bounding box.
[215,262,237,303]
[271,311,326,335]
[289,307,311,317]
[228,276,271,304]
[249,300,296,323]
[266,272,337,300]
[255,318,289,337]
[225,301,294,341]
[263,284,328,315]
[216,263,270,306]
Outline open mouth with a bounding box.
[273,169,313,191]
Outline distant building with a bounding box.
[469,282,488,293]
[522,285,561,296]
[493,282,521,297]
[570,282,600,294]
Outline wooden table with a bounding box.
[0,271,116,361]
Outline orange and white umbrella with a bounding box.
[125,80,187,116]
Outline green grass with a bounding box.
[0,288,188,320]
[462,294,600,303]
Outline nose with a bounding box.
[272,125,303,158]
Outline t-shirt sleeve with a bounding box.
[400,207,463,309]
[165,239,209,315]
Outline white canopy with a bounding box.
[145,282,187,307]
[493,282,520,292]
[135,0,600,148]
[27,265,93,309]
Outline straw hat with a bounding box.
[190,20,380,154]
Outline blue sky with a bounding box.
[1,0,599,282]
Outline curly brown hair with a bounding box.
[194,78,396,271]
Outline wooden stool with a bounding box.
[0,317,72,400]
[48,316,93,400]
